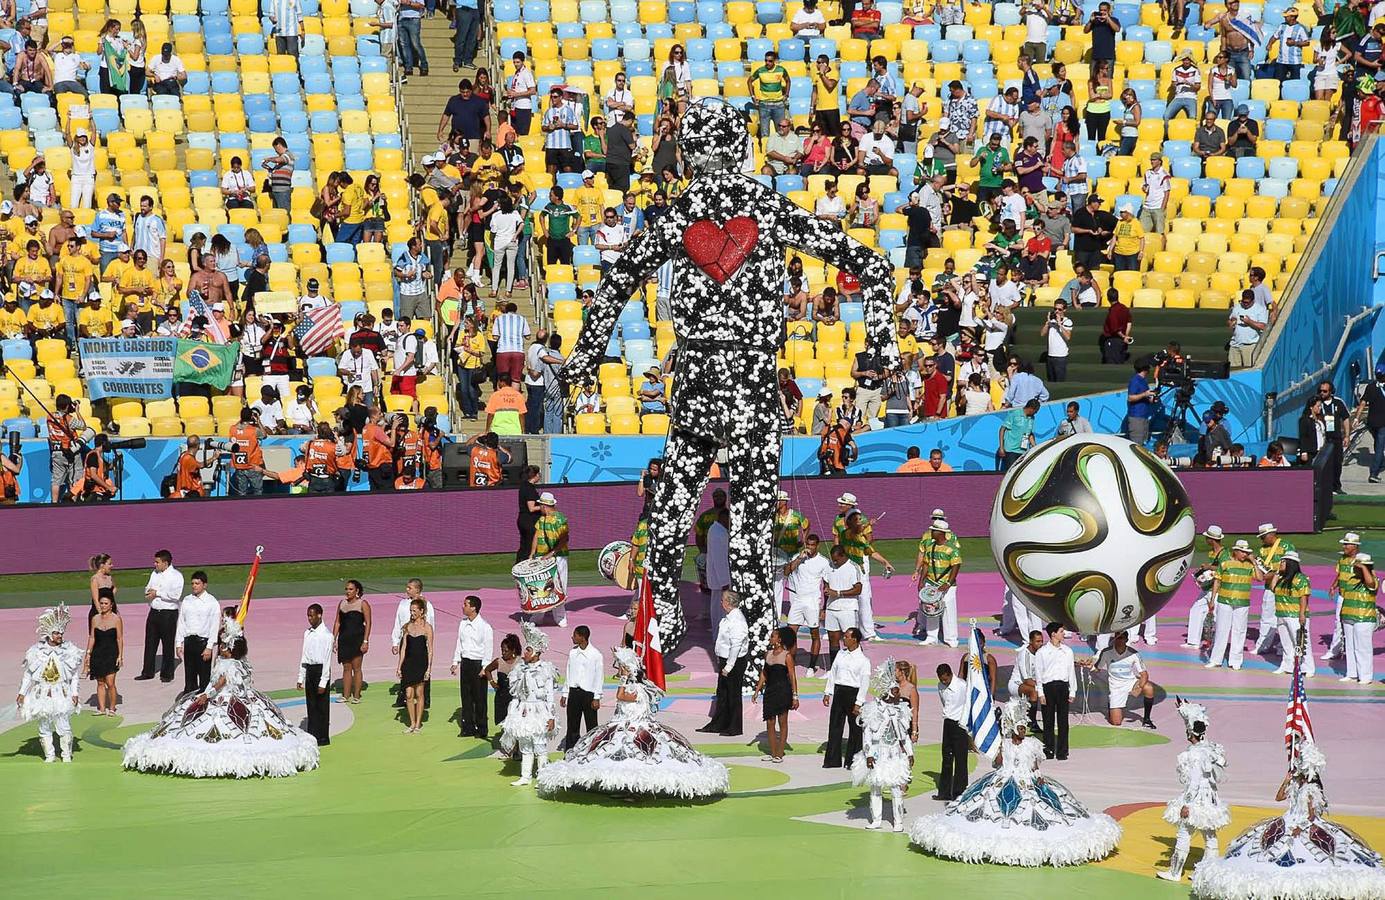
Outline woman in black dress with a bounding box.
[84,589,123,716]
[484,633,521,733]
[333,579,372,705]
[88,553,116,625]
[753,626,798,763]
[396,598,433,734]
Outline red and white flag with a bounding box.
[633,575,665,690]
[293,303,344,357]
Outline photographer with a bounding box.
[0,430,19,503]
[46,393,87,503]
[1039,299,1073,382]
[362,406,397,491]
[419,405,445,489]
[1195,401,1232,467]
[1227,290,1268,368]
[301,422,341,494]
[392,413,420,490]
[168,435,207,499]
[76,434,115,502]
[227,408,267,496]
[467,431,511,487]
[818,419,856,475]
[1127,359,1157,445]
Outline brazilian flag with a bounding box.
[175,340,240,390]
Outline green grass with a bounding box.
[3,501,1379,608]
[0,679,1185,898]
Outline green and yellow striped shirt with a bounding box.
[774,509,810,556]
[535,511,569,557]
[917,535,961,583]
[1273,571,1311,618]
[1340,569,1379,624]
[1215,558,1255,607]
[841,530,874,567]
[1257,538,1296,580]
[631,517,650,576]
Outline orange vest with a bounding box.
[820,424,852,471]
[336,435,357,471]
[394,473,426,490]
[0,465,17,503]
[470,445,502,487]
[364,423,392,468]
[304,438,340,480]
[397,429,422,472]
[173,451,204,498]
[228,422,264,469]
[74,449,111,499]
[47,412,79,451]
[422,431,442,470]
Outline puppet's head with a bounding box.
[677,99,749,177]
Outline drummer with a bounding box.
[913,519,961,647]
[772,489,810,614]
[531,491,570,627]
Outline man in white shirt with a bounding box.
[790,0,826,37]
[391,578,435,707]
[822,626,869,767]
[147,42,187,95]
[297,603,333,746]
[174,570,220,694]
[603,72,634,117]
[505,51,538,135]
[822,544,863,659]
[50,35,89,95]
[221,156,256,210]
[785,533,832,676]
[137,548,184,682]
[1089,629,1156,728]
[706,509,732,625]
[814,180,847,222]
[989,267,1023,309]
[700,590,751,736]
[594,207,629,273]
[1040,298,1073,382]
[338,341,381,406]
[857,118,897,176]
[450,594,494,738]
[131,195,166,263]
[1034,621,1076,759]
[1139,152,1171,234]
[935,662,969,799]
[561,624,604,748]
[298,277,331,312]
[1167,52,1201,120]
[1006,629,1045,732]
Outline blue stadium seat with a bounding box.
[669,1,696,23]
[547,283,577,301]
[573,245,602,267]
[307,357,338,379]
[696,0,724,23]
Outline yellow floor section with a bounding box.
[1098,804,1385,879]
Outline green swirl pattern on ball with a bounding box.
[994,437,1195,634]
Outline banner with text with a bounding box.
[77,337,176,400]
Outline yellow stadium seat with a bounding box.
[608,413,640,435]
[151,417,184,437]
[1130,288,1163,308]
[641,413,670,435]
[575,412,605,435]
[1164,289,1196,309]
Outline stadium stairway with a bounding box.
[399,15,486,169]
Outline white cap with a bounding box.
[1282,550,1301,563]
[836,492,857,505]
[1232,539,1252,552]
[932,507,945,518]
[73,225,87,238]
[581,169,595,180]
[938,116,951,129]
[422,153,439,165]
[775,489,789,501]
[922,144,934,159]
[932,519,951,533]
[1257,522,1277,536]
[16,282,33,296]
[211,302,226,311]
[23,214,37,225]
[39,288,53,299]
[817,387,832,398]
[75,128,88,138]
[0,200,12,213]
[1201,525,1224,539]
[1341,532,1361,545]
[115,241,130,252]
[1118,203,1134,215]
[120,318,136,329]
[1357,553,1374,565]
[538,491,556,506]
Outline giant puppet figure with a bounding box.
[563,100,897,683]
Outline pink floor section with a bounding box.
[4,566,1383,818]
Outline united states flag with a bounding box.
[180,290,228,343]
[293,303,344,357]
[1285,649,1315,763]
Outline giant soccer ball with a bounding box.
[990,433,1196,634]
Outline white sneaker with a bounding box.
[865,820,881,830]
[1340,676,1356,682]
[806,667,818,678]
[43,755,56,764]
[1203,662,1218,669]
[1146,639,1158,646]
[892,820,905,833]
[510,777,531,787]
[919,638,937,646]
[1156,872,1181,883]
[61,755,72,763]
[942,641,959,648]
[1181,643,1198,649]
[557,617,567,627]
[1360,678,1375,685]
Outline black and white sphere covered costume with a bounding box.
[564,101,898,684]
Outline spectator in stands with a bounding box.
[1115,87,1141,156]
[1058,140,1088,209]
[395,0,427,78]
[810,55,841,137]
[1193,108,1228,164]
[1021,0,1051,60]
[970,132,1010,203]
[269,0,302,57]
[985,85,1022,144]
[1070,195,1114,272]
[221,156,256,211]
[846,79,879,136]
[1208,0,1254,80]
[1056,401,1093,438]
[1166,51,1201,120]
[340,340,382,410]
[284,384,318,434]
[450,0,479,70]
[257,138,296,213]
[1228,290,1269,367]
[439,79,489,152]
[13,239,49,304]
[1207,53,1237,119]
[505,52,537,135]
[1225,105,1260,158]
[1127,359,1156,444]
[1003,358,1049,408]
[118,250,157,333]
[147,42,185,95]
[857,118,898,176]
[749,50,791,139]
[540,185,577,266]
[543,86,583,174]
[637,365,667,417]
[1108,204,1144,271]
[814,179,847,223]
[605,111,638,192]
[594,207,629,275]
[131,196,165,265]
[764,117,803,176]
[792,0,827,36]
[11,39,50,96]
[1101,289,1133,364]
[452,317,485,420]
[0,293,26,339]
[851,0,884,39]
[51,36,89,96]
[835,386,867,434]
[334,173,368,246]
[1040,299,1073,382]
[1084,2,1121,81]
[999,399,1041,470]
[90,193,126,272]
[919,357,951,420]
[78,292,112,339]
[1084,65,1114,141]
[960,371,994,415]
[491,301,530,385]
[582,115,608,176]
[29,289,64,346]
[208,234,241,301]
[881,367,916,427]
[1266,7,1311,81]
[812,387,833,436]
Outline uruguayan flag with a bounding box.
[965,626,1001,761]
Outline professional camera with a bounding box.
[106,437,147,451]
[8,430,19,460]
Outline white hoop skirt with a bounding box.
[122,658,319,779]
[1192,813,1385,900]
[909,737,1121,867]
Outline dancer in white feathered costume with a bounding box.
[538,646,729,799]
[17,605,84,763]
[1158,699,1230,882]
[122,614,319,778]
[851,658,914,831]
[909,696,1121,866]
[500,621,560,788]
[1192,740,1385,900]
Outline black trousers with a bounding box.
[183,636,211,694]
[458,657,488,737]
[1042,680,1071,759]
[367,463,394,491]
[1046,355,1068,383]
[516,519,537,563]
[303,664,331,746]
[141,608,179,679]
[823,685,862,768]
[706,654,747,735]
[939,719,970,799]
[562,686,598,750]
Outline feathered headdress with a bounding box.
[869,658,897,698]
[999,696,1032,736]
[1175,696,1210,739]
[35,604,72,636]
[220,614,244,646]
[520,620,549,654]
[613,646,641,675]
[1294,740,1327,778]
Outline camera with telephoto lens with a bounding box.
[8,430,19,460]
[203,438,238,454]
[106,437,147,451]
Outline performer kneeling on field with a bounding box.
[17,604,83,763]
[1007,629,1044,732]
[1084,630,1157,728]
[783,533,830,676]
[1157,699,1229,883]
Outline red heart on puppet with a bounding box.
[683,217,759,284]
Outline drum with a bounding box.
[918,581,946,617]
[512,557,565,613]
[598,541,632,581]
[1195,570,1216,589]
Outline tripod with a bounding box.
[1163,387,1200,445]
